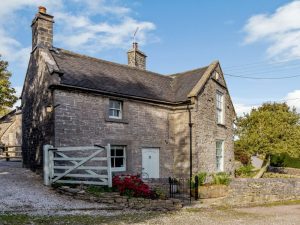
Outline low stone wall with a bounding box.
[222,178,300,206]
[268,166,300,176]
[56,186,183,211]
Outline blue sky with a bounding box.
[1,0,300,115]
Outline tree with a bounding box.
[235,103,300,178]
[0,55,18,116]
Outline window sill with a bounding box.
[111,167,126,172]
[105,117,128,124]
[217,123,227,128]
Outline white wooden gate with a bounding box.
[43,144,112,187]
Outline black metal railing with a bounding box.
[169,175,199,202]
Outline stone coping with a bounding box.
[55,186,183,211]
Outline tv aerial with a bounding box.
[133,27,139,43]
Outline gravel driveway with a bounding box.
[0,160,117,216]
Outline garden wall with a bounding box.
[268,166,300,176]
[222,178,300,206]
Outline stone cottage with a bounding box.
[21,7,236,178]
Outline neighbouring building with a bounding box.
[21,7,236,177]
[0,109,22,149]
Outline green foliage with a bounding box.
[212,172,230,185]
[86,185,114,197]
[235,165,257,178]
[235,103,300,160]
[190,172,207,188]
[271,154,300,169]
[152,187,167,200]
[234,143,251,165]
[0,55,18,115]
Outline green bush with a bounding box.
[235,165,257,178]
[271,154,300,169]
[190,172,207,188]
[212,172,230,185]
[86,185,114,197]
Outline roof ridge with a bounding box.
[168,66,209,77]
[51,47,172,80]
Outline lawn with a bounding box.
[1,201,300,225]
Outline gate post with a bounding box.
[43,145,52,186]
[195,175,199,200]
[106,144,112,187]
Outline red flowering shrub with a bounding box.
[112,175,153,198]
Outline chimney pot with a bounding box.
[38,6,47,14]
[133,42,138,50]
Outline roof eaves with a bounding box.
[49,84,190,106]
[187,60,219,98]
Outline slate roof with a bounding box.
[50,48,209,104]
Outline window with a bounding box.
[109,100,122,119]
[216,140,224,172]
[111,145,126,171]
[216,91,224,124]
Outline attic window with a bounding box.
[109,99,122,119]
[215,71,220,80]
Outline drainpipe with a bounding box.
[187,103,193,202]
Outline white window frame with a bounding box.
[216,91,224,124]
[110,145,126,172]
[216,140,224,172]
[109,99,122,119]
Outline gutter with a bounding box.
[187,103,193,202]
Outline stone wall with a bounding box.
[268,166,300,176]
[22,48,58,170]
[53,86,235,178]
[222,178,300,206]
[53,89,177,178]
[194,66,235,175]
[57,186,183,211]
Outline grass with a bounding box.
[0,212,165,225]
[257,199,300,207]
[2,200,300,225]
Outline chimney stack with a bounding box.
[31,6,54,49]
[127,42,147,70]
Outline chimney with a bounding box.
[127,42,147,70]
[31,6,54,49]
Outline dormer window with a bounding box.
[109,99,122,119]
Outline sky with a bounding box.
[1,0,300,116]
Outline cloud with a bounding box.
[0,0,156,65]
[243,1,300,60]
[0,0,62,66]
[53,2,156,53]
[12,86,23,108]
[234,103,258,117]
[284,89,300,112]
[55,13,156,52]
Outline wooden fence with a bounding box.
[43,144,112,187]
[0,145,22,161]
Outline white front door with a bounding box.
[142,148,159,178]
